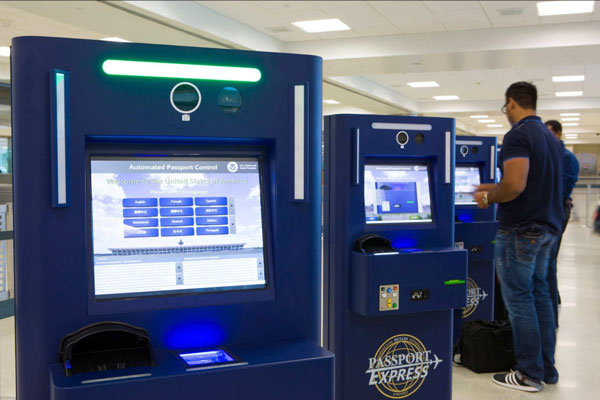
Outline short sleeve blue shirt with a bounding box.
[498,116,564,233]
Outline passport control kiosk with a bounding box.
[324,115,467,400]
[11,36,333,400]
[454,136,499,326]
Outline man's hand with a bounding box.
[474,191,489,209]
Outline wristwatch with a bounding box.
[482,193,489,206]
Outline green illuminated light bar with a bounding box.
[444,279,466,286]
[102,60,261,82]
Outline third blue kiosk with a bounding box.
[11,36,332,400]
[324,114,467,400]
[454,136,499,325]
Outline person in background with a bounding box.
[474,82,563,392]
[544,119,579,326]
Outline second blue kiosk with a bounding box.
[454,136,499,325]
[324,114,468,400]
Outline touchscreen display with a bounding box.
[365,164,433,224]
[455,166,481,205]
[90,157,267,300]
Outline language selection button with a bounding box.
[123,208,158,218]
[160,197,193,206]
[161,217,194,227]
[161,227,195,237]
[124,228,159,238]
[197,227,229,235]
[160,207,194,217]
[196,216,228,225]
[123,218,159,228]
[195,197,227,206]
[122,198,158,207]
[195,207,228,216]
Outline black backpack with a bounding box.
[459,320,516,373]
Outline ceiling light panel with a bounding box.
[407,81,439,88]
[323,100,340,104]
[556,91,583,97]
[433,95,459,101]
[478,119,496,123]
[291,18,350,33]
[562,123,580,126]
[0,47,9,57]
[561,117,580,121]
[537,1,594,16]
[470,115,488,118]
[487,124,503,128]
[560,113,580,116]
[552,75,585,82]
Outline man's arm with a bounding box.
[474,158,529,208]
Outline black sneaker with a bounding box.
[492,370,543,392]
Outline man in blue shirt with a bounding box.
[545,119,579,326]
[474,82,563,392]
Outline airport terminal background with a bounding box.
[1,1,600,399]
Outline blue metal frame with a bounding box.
[11,36,332,400]
[454,135,498,326]
[324,114,467,400]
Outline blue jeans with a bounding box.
[495,227,558,383]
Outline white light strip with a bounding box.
[478,119,496,123]
[469,115,488,118]
[490,145,496,180]
[445,131,451,184]
[374,252,400,256]
[0,46,9,57]
[560,112,580,116]
[294,85,305,200]
[561,117,580,121]
[456,140,483,145]
[371,122,432,131]
[355,129,360,185]
[434,95,459,101]
[56,73,67,205]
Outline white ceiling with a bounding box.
[1,1,600,144]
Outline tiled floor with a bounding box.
[453,222,600,399]
[0,223,598,399]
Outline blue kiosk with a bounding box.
[11,36,333,400]
[454,136,498,324]
[324,115,467,400]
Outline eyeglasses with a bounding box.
[501,103,507,114]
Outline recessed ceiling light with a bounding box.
[560,112,580,116]
[537,1,594,16]
[487,124,503,128]
[323,99,339,105]
[433,95,459,101]
[292,18,350,33]
[561,117,580,121]
[478,119,496,123]
[565,134,579,137]
[101,37,130,43]
[563,123,579,126]
[470,115,488,118]
[0,46,9,57]
[556,91,583,97]
[407,81,439,88]
[552,75,585,82]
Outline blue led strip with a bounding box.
[50,69,71,207]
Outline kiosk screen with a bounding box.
[365,164,433,224]
[90,157,267,300]
[455,166,481,205]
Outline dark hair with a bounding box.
[545,120,562,134]
[505,81,537,110]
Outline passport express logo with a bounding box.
[366,334,443,399]
[462,277,488,318]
